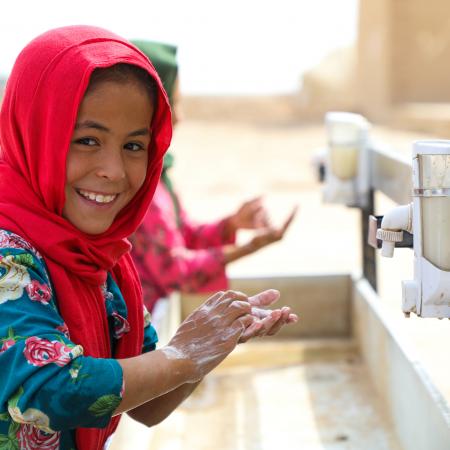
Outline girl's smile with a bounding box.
[76,188,119,207]
[63,79,154,234]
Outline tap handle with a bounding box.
[367,215,414,250]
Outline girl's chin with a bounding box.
[62,196,120,234]
[63,211,115,235]
[67,217,112,234]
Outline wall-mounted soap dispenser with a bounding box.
[323,112,370,208]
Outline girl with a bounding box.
[0,26,297,450]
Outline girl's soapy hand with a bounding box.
[163,290,254,382]
[239,289,298,343]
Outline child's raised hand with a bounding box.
[248,205,298,251]
[163,290,254,382]
[229,197,270,231]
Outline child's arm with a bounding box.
[114,290,298,426]
[114,291,253,417]
[126,380,201,427]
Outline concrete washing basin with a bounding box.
[110,274,450,450]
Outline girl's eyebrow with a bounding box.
[74,120,150,137]
[128,128,150,137]
[75,120,109,132]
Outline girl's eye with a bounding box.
[124,142,145,152]
[75,137,98,146]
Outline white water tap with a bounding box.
[378,140,450,318]
[376,203,413,257]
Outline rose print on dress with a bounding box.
[23,337,83,367]
[111,312,130,339]
[0,230,38,255]
[17,424,61,450]
[9,408,55,435]
[0,338,16,354]
[0,328,22,354]
[26,280,52,305]
[56,323,70,338]
[0,255,31,303]
[8,387,55,434]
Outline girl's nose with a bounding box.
[95,149,126,181]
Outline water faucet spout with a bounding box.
[376,203,413,257]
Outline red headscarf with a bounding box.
[0,26,172,450]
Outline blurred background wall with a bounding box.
[301,0,450,137]
[356,0,450,135]
[2,0,450,135]
[181,0,450,137]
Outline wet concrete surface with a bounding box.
[145,340,401,450]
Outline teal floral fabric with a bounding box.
[0,230,158,449]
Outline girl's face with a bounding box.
[63,80,154,235]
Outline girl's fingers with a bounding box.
[288,205,299,221]
[280,306,291,322]
[256,309,291,336]
[248,196,263,207]
[215,290,249,310]
[262,308,297,336]
[226,300,252,321]
[248,289,280,307]
[281,206,298,233]
[266,320,284,336]
[288,313,299,323]
[239,308,298,341]
[235,314,255,332]
[239,320,264,343]
[204,291,225,307]
[254,209,270,228]
[257,310,282,335]
[208,299,252,328]
[250,306,270,319]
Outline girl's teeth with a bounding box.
[79,190,116,203]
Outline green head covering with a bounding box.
[131,40,178,104]
[132,40,181,226]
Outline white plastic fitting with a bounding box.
[401,280,418,316]
[376,203,413,257]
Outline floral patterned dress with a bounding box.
[131,182,236,311]
[0,230,158,450]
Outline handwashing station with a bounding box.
[111,118,450,450]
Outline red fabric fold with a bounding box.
[0,25,172,450]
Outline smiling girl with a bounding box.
[0,26,296,450]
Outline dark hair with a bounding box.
[86,63,157,106]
